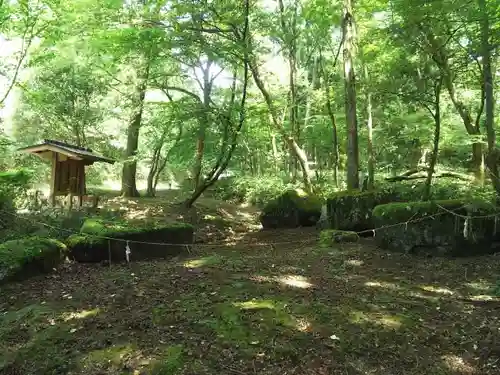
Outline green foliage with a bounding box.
[0,169,34,229]
[0,237,67,282]
[149,345,184,375]
[211,175,299,207]
[379,178,497,203]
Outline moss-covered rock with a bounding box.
[326,189,401,232]
[0,237,67,283]
[372,200,498,256]
[259,189,322,229]
[67,218,194,263]
[319,230,359,247]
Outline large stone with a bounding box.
[260,189,322,229]
[67,218,194,263]
[326,189,400,233]
[372,200,498,256]
[0,237,67,283]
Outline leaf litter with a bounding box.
[0,225,500,374]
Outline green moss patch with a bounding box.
[67,218,194,263]
[260,189,322,229]
[372,200,498,256]
[0,237,67,283]
[319,230,360,247]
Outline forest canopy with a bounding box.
[0,0,499,203]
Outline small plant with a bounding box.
[492,280,500,297]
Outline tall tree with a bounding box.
[343,0,359,189]
[480,0,500,195]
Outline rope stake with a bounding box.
[125,241,131,263]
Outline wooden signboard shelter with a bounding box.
[18,139,115,207]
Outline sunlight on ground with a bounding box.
[345,259,364,266]
[233,300,276,310]
[350,310,403,330]
[82,344,137,369]
[278,275,313,289]
[364,281,401,290]
[250,274,314,289]
[441,354,477,374]
[468,294,499,301]
[407,291,440,302]
[182,255,221,268]
[466,280,494,292]
[294,317,312,332]
[419,285,455,295]
[62,308,101,321]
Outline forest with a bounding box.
[1,0,500,374]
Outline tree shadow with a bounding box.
[1,227,499,374]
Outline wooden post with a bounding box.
[67,192,73,211]
[50,152,58,206]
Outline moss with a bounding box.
[0,237,67,282]
[67,218,194,263]
[80,218,193,238]
[372,199,498,256]
[260,189,323,229]
[319,230,359,247]
[372,200,464,221]
[263,189,322,213]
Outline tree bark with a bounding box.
[479,0,500,196]
[343,0,359,189]
[192,59,213,191]
[423,77,442,201]
[121,53,151,197]
[421,28,485,181]
[279,0,301,182]
[364,65,374,190]
[184,0,251,207]
[249,58,314,193]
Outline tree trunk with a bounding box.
[364,66,375,190]
[423,78,442,201]
[343,0,359,190]
[320,55,339,188]
[192,60,213,191]
[422,28,485,181]
[146,145,161,197]
[184,0,251,208]
[121,56,151,197]
[479,0,500,196]
[248,51,314,193]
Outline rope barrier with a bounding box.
[1,201,498,248]
[0,209,318,247]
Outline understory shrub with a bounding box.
[378,177,496,202]
[0,236,67,283]
[211,175,299,207]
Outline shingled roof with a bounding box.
[18,139,115,164]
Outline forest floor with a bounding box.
[1,193,500,375]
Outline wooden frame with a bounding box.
[19,139,115,208]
